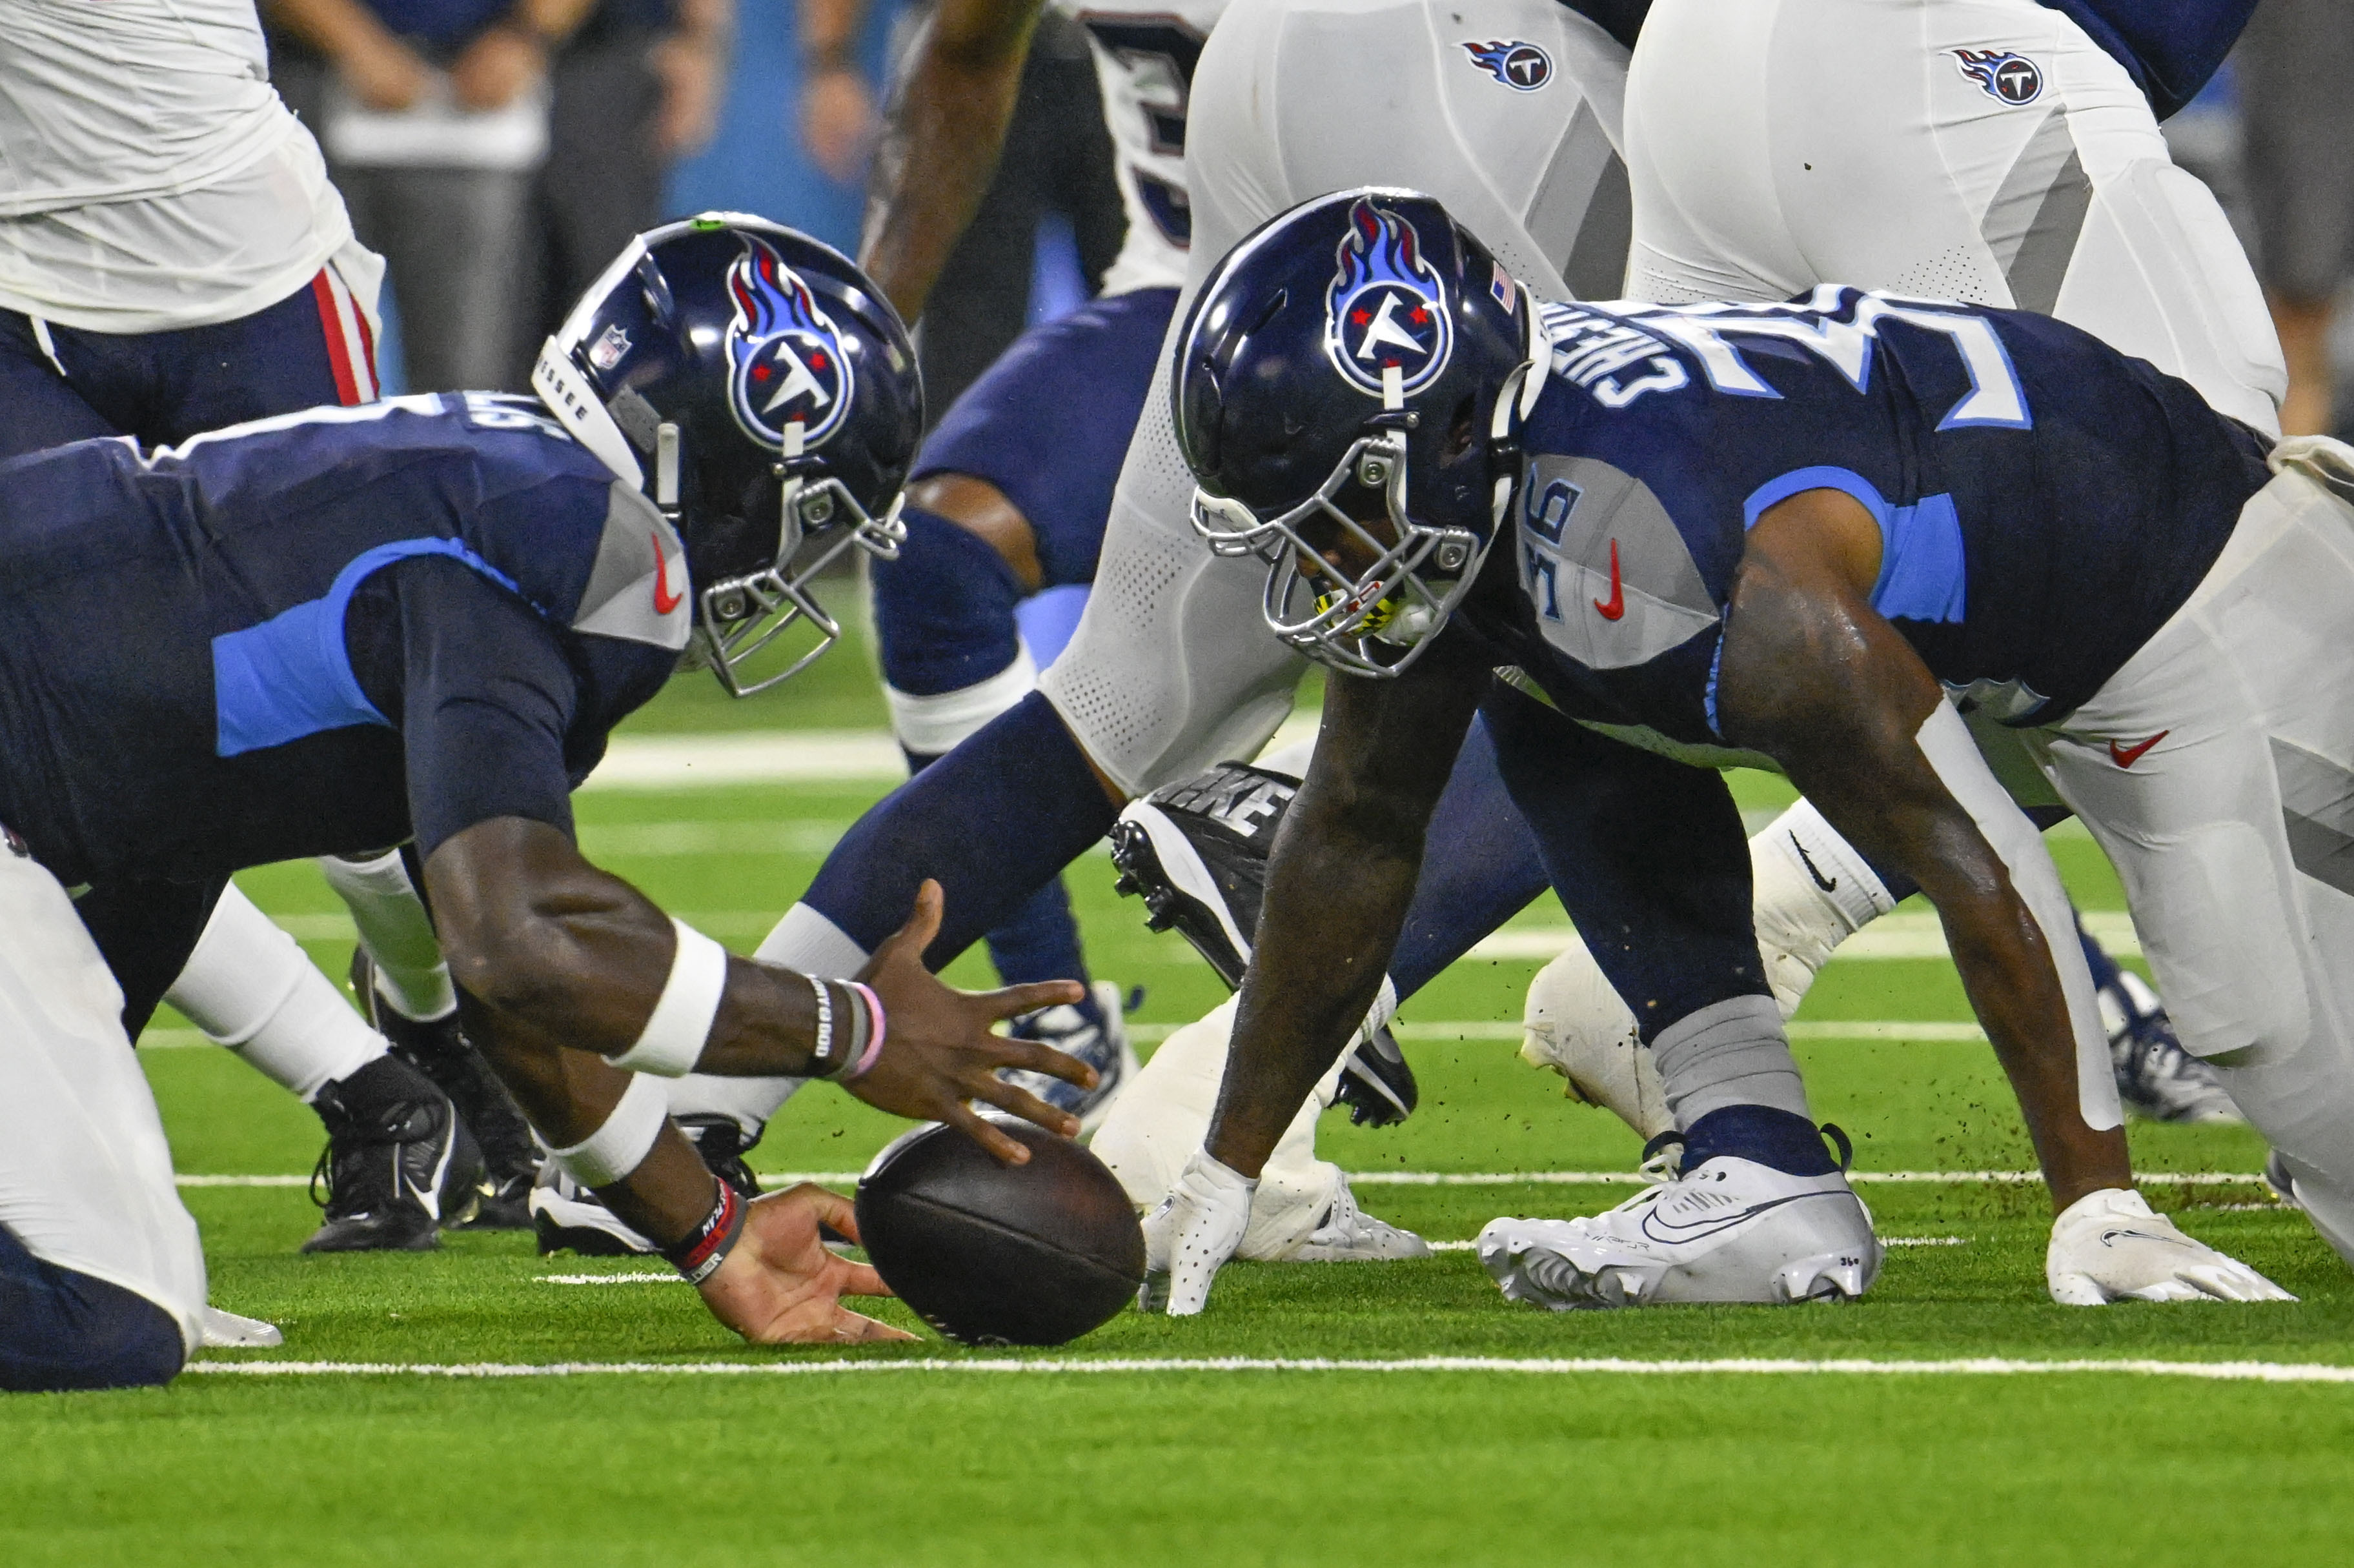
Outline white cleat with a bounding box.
[1477,1156,1883,1309]
[198,1307,283,1349]
[1286,1175,1432,1261]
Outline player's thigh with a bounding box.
[165,270,380,437]
[1206,0,1627,296]
[0,850,207,1352]
[1623,0,1813,303]
[0,314,120,457]
[2044,472,2354,1061]
[914,288,1178,588]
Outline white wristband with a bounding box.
[610,919,729,1077]
[548,1072,668,1187]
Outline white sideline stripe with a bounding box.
[185,1355,2354,1383]
[1466,910,2140,963]
[172,1171,2271,1189]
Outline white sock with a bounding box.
[1750,799,1900,1014]
[317,850,455,1021]
[166,884,384,1102]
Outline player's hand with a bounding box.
[450,24,545,112]
[847,880,1093,1163]
[698,1183,917,1343]
[2045,1187,2295,1305]
[1138,1149,1256,1316]
[338,32,431,112]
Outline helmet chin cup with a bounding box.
[695,477,905,697]
[1195,428,1490,680]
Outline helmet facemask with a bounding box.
[1191,328,1541,678]
[688,420,907,697]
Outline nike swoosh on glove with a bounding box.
[2046,1187,2295,1305]
[1138,1149,1256,1316]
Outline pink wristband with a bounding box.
[839,981,886,1080]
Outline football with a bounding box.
[853,1120,1148,1346]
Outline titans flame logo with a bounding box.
[1952,47,2042,105]
[1461,39,1552,91]
[725,236,855,451]
[1324,198,1454,400]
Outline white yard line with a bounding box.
[1466,910,2138,963]
[185,1355,2354,1383]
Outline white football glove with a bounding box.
[1138,1149,1256,1316]
[2046,1187,2295,1305]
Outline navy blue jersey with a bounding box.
[1467,287,2269,754]
[0,395,689,889]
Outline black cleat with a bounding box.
[530,1114,766,1256]
[1111,760,1417,1125]
[301,1055,483,1252]
[351,950,542,1228]
[1110,761,1297,988]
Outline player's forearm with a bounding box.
[1208,810,1421,1178]
[1936,887,2133,1211]
[426,818,838,1078]
[461,1003,721,1246]
[858,0,1043,321]
[265,0,406,60]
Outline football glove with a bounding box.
[1138,1148,1256,1315]
[2046,1187,2294,1305]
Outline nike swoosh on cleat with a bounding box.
[2098,1227,2196,1250]
[1790,833,1838,892]
[1637,1192,1813,1245]
[2107,732,2167,769]
[1592,538,1626,621]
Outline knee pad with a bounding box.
[870,505,1026,698]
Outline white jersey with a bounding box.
[0,0,356,332]
[1056,0,1231,297]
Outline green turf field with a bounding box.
[5,621,2351,1566]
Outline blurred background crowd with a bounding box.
[262,0,2354,440]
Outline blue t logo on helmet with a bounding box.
[725,236,857,451]
[1325,198,1454,401]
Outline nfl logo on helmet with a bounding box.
[1324,197,1454,399]
[725,236,857,449]
[1952,47,2042,105]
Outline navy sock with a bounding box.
[2076,914,2123,993]
[1388,716,1552,999]
[871,505,1025,696]
[806,692,1118,969]
[902,743,1094,992]
[1679,1104,1839,1178]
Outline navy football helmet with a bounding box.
[533,213,923,694]
[1173,190,1545,676]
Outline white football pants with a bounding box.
[1623,0,2285,436]
[1039,0,1636,794]
[0,843,208,1355]
[2020,451,2354,1259]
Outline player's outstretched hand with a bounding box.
[1138,1149,1257,1316]
[699,1183,917,1343]
[850,880,1095,1163]
[2045,1187,2295,1305]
